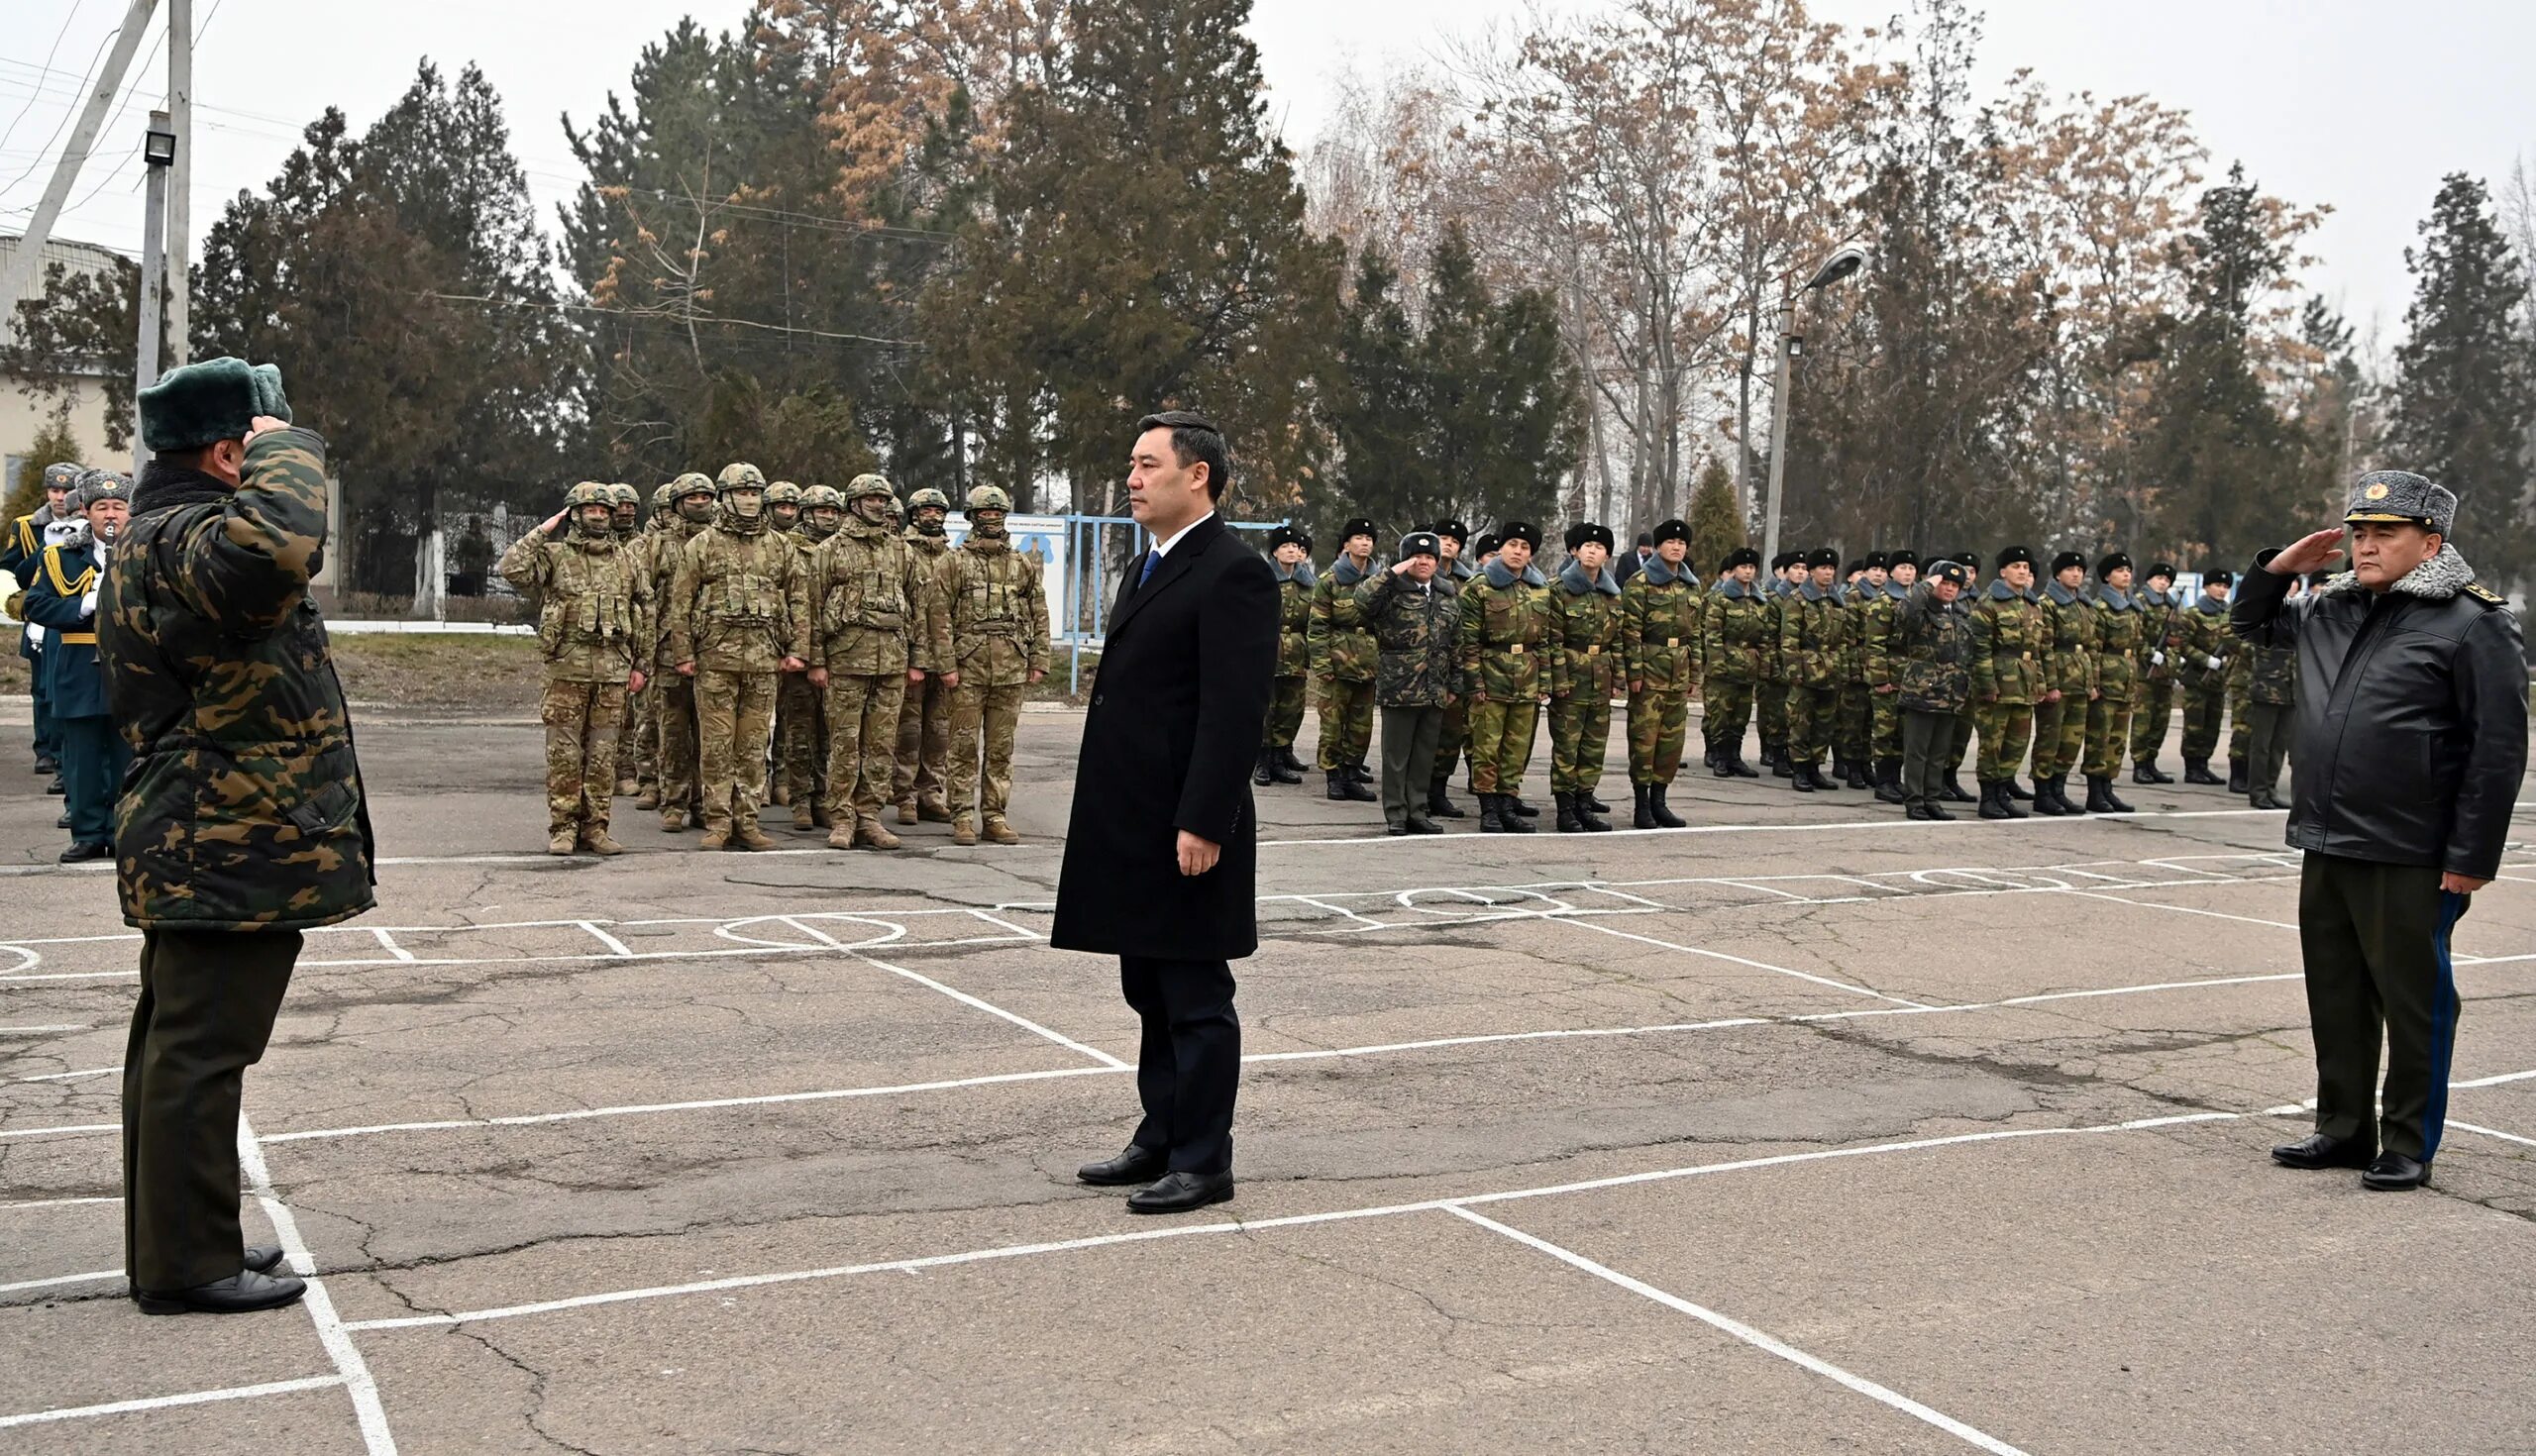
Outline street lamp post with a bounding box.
[135,110,176,480]
[1758,244,1868,567]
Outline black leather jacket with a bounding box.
[2232,547,2526,880]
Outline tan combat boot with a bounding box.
[951,815,980,847]
[896,798,919,826]
[662,808,690,832]
[615,776,638,796]
[579,824,625,856]
[826,823,856,850]
[792,801,817,831]
[855,816,901,850]
[810,802,833,829]
[918,793,951,824]
[768,781,790,807]
[983,816,1020,846]
[634,787,660,811]
[695,822,729,850]
[734,821,778,852]
[547,828,578,856]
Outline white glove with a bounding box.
[23,623,42,651]
[79,586,99,618]
[2150,651,2165,667]
[2204,655,2221,672]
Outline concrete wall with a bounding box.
[0,371,121,486]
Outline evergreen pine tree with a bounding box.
[4,416,85,524]
[1684,458,1744,574]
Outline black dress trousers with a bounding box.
[1120,955,1240,1175]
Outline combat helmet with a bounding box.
[565,480,616,535]
[606,481,640,509]
[966,484,1012,514]
[671,471,715,502]
[716,463,767,495]
[650,482,674,515]
[844,472,895,504]
[802,483,845,512]
[907,486,950,514]
[765,480,805,508]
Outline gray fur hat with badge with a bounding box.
[138,357,291,454]
[72,468,132,509]
[2343,469,2456,536]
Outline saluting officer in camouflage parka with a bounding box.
[668,464,810,850]
[1780,548,1846,791]
[1967,546,2046,820]
[1701,545,1769,780]
[1355,530,1459,835]
[1549,521,1624,833]
[500,482,653,855]
[894,486,958,822]
[2030,549,2096,816]
[1893,562,1976,819]
[1255,525,1314,786]
[808,473,942,849]
[1458,519,1556,833]
[1425,519,1475,819]
[930,484,1049,845]
[2129,561,2181,784]
[1622,518,1701,828]
[2081,551,2144,815]
[2174,568,2236,784]
[1311,517,1381,801]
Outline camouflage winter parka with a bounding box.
[1552,561,1627,700]
[1620,558,1702,694]
[1966,578,2047,705]
[1891,582,1974,713]
[1354,567,1460,708]
[1457,559,1557,701]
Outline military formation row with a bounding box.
[496,470,1049,854]
[1257,517,2296,833]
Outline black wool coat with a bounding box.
[1052,513,1279,961]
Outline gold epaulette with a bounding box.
[2462,581,2505,607]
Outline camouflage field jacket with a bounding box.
[929,534,1050,687]
[1310,555,1379,683]
[1552,561,1627,700]
[1458,559,1556,702]
[1621,560,1702,694]
[1779,581,1847,688]
[1355,568,1460,708]
[498,527,652,682]
[668,516,811,673]
[806,520,941,676]
[1966,579,2047,705]
[2176,595,2236,690]
[2088,585,2149,703]
[2040,581,2099,698]
[1891,582,1974,713]
[1701,578,1775,684]
[1273,562,1316,677]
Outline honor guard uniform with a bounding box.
[1457,520,1555,832]
[930,485,1049,845]
[667,464,810,850]
[1548,521,1624,833]
[2129,562,2181,783]
[1779,548,1846,791]
[2081,552,2144,814]
[2030,550,2097,816]
[1700,545,1769,779]
[808,474,941,848]
[1310,517,1381,801]
[1893,562,1975,819]
[19,472,132,860]
[646,473,719,824]
[1966,546,2046,819]
[1256,525,1314,786]
[6,462,87,783]
[894,486,958,822]
[2174,569,2236,784]
[1426,518,1475,818]
[499,482,653,854]
[1621,518,1701,827]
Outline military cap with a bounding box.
[1429,518,1469,545]
[138,356,290,453]
[842,472,894,502]
[74,472,132,509]
[1995,545,2035,571]
[1399,531,1441,560]
[803,484,845,510]
[1931,561,1969,587]
[2145,561,2176,581]
[1499,520,1542,550]
[1340,516,1378,543]
[1267,525,1311,553]
[906,487,951,512]
[1769,551,1801,572]
[1474,534,1502,558]
[2204,568,2235,588]
[672,471,716,501]
[650,482,674,512]
[565,480,612,509]
[1651,518,1691,546]
[41,463,82,496]
[1860,550,1889,571]
[2050,550,2088,575]
[1953,552,1980,574]
[967,484,1012,513]
[2345,469,2456,535]
[1721,545,1761,571]
[2095,551,2132,579]
[1635,532,1654,548]
[1886,548,1920,571]
[1807,547,1840,570]
[765,480,805,506]
[715,463,766,493]
[1570,521,1616,553]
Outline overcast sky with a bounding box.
[4,0,2530,345]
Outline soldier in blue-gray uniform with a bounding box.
[6,462,88,785]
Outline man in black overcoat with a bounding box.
[1052,411,1278,1213]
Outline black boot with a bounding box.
[2083,775,2118,813]
[1648,783,1686,829]
[1498,793,1535,833]
[1872,758,1904,803]
[1924,795,1957,821]
[1268,749,1302,784]
[1280,746,1309,775]
[1582,787,1611,813]
[1253,749,1275,787]
[1341,766,1378,802]
[1480,794,1509,833]
[1976,780,2013,820]
[1426,781,1466,819]
[1508,794,1539,818]
[1996,780,2029,818]
[1324,769,1350,801]
[1633,783,1658,829]
[2183,757,2224,785]
[1791,758,1816,792]
[1728,753,1759,779]
[2030,775,2066,816]
[1847,759,1872,790]
[2001,777,2033,801]
[1579,793,1614,831]
[2227,757,2248,794]
[1941,770,1976,803]
[2100,776,2135,812]
[2057,774,2088,814]
[1712,743,1738,779]
[1769,748,1793,779]
[2145,757,2172,783]
[1554,791,1584,833]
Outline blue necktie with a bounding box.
[1139,551,1159,587]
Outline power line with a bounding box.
[0,18,123,199]
[0,0,92,159]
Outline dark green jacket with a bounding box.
[1355,568,1460,708]
[100,432,375,932]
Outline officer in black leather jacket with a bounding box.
[2239,469,2527,1193]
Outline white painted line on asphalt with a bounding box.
[1252,803,2299,849]
[0,1121,113,1141]
[0,1196,118,1211]
[0,1025,88,1034]
[2451,1121,2536,1151]
[370,928,416,963]
[781,916,1129,1072]
[0,1267,119,1295]
[2054,887,2300,932]
[0,1376,349,1432]
[577,920,637,959]
[237,1114,398,1455]
[1442,1205,2030,1455]
[2453,1069,2536,1090]
[1562,917,1936,1009]
[12,1064,113,1082]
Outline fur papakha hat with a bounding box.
[139,357,291,454]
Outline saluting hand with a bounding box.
[2269,528,2347,575]
[243,415,292,446]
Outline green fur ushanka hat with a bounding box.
[138,357,292,454]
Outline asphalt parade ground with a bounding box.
[3,708,2533,1454]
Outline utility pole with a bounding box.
[136,112,174,480]
[0,0,162,337]
[166,0,192,364]
[1759,296,1796,569]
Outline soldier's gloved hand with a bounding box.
[2150,651,2166,666]
[2204,655,2222,671]
[808,668,829,688]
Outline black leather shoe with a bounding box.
[2271,1133,2375,1171]
[1126,1170,1234,1214]
[55,809,71,829]
[246,1245,286,1274]
[135,1269,307,1315]
[2362,1152,2430,1191]
[1386,821,1410,836]
[33,755,56,775]
[58,841,112,863]
[1077,1144,1169,1187]
[1405,814,1444,835]
[47,775,64,795]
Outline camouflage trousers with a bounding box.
[1549,690,1614,793]
[655,676,704,819]
[1627,689,1689,785]
[1702,677,1753,757]
[1974,699,2036,782]
[823,673,907,822]
[2031,694,2086,779]
[541,679,626,836]
[1784,683,1839,768]
[1432,694,1469,790]
[948,679,1025,826]
[1264,675,1308,751]
[778,675,826,805]
[1464,696,1540,794]
[1756,680,1789,754]
[2228,676,2252,762]
[1836,682,1873,765]
[632,684,661,793]
[2178,683,2227,763]
[2130,678,2175,763]
[1871,692,1901,763]
[614,685,642,790]
[1317,676,1376,772]
[895,672,953,810]
[696,669,779,833]
[2082,696,2134,779]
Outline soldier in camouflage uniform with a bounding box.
[1833,553,1884,788]
[1622,518,1702,828]
[933,485,1050,845]
[894,486,958,822]
[645,473,718,823]
[776,484,846,823]
[1426,519,1476,817]
[761,481,811,809]
[2030,550,2097,816]
[1941,552,1984,799]
[2125,561,2180,784]
[2081,552,2144,814]
[1700,545,1768,780]
[1780,548,1847,792]
[102,358,373,1314]
[1892,563,1975,819]
[2240,562,2299,810]
[599,484,645,793]
[1549,521,1624,833]
[1849,552,1901,798]
[807,474,940,849]
[1458,520,1555,833]
[1310,517,1381,801]
[2173,568,2236,784]
[1255,525,1314,786]
[1758,552,1801,774]
[500,482,652,855]
[1967,546,2045,820]
[766,479,806,537]
[1355,530,1459,834]
[668,464,810,850]
[628,482,676,804]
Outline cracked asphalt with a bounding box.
[2,708,2532,1454]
